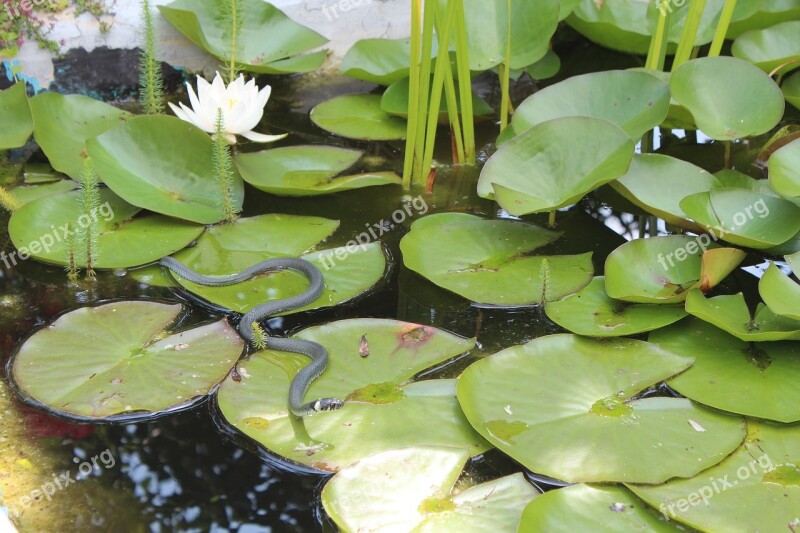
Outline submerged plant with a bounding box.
[213,108,239,222]
[169,72,286,144]
[139,0,164,114]
[250,321,268,350]
[77,156,100,280]
[0,185,20,212]
[65,223,79,283]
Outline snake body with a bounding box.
[159,256,344,416]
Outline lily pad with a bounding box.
[612,154,720,228]
[680,189,800,249]
[10,180,78,207]
[477,116,635,215]
[650,317,800,422]
[628,420,800,532]
[544,277,688,337]
[783,71,800,110]
[670,56,785,140]
[380,77,494,119]
[400,213,594,306]
[164,214,386,315]
[714,168,778,196]
[9,301,243,422]
[0,83,32,150]
[760,262,800,320]
[769,138,800,198]
[685,289,800,342]
[340,38,431,85]
[234,145,401,196]
[732,21,800,74]
[322,447,538,532]
[158,0,327,74]
[310,94,407,141]
[29,93,132,180]
[8,189,204,269]
[518,484,681,532]
[216,319,489,472]
[457,334,746,483]
[525,49,561,80]
[86,115,244,225]
[511,70,670,141]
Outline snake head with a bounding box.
[314,398,345,412]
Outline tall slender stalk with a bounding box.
[403,0,423,189]
[78,157,100,280]
[225,0,241,83]
[65,223,79,283]
[708,0,737,57]
[645,0,672,71]
[139,0,164,114]
[499,0,513,132]
[213,109,239,222]
[412,0,437,182]
[672,0,708,71]
[441,57,466,163]
[453,0,475,163]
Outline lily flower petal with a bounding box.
[240,131,288,143]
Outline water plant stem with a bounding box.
[548,210,556,228]
[672,0,707,71]
[645,0,672,71]
[213,108,239,222]
[139,0,164,114]
[708,0,737,57]
[0,186,20,212]
[499,0,512,132]
[226,0,241,84]
[402,0,423,189]
[78,157,100,280]
[453,0,475,163]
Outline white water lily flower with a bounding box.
[168,72,287,144]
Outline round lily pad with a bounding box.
[732,20,800,74]
[10,180,78,207]
[518,484,680,532]
[234,145,401,196]
[400,213,594,306]
[340,38,423,85]
[0,82,33,150]
[87,115,244,225]
[628,420,800,532]
[511,70,670,141]
[783,71,800,110]
[670,56,785,140]
[526,49,561,80]
[322,447,539,532]
[769,137,800,198]
[457,334,746,483]
[684,289,800,342]
[10,301,243,422]
[165,214,386,315]
[760,262,800,320]
[544,277,688,337]
[477,116,635,215]
[216,319,489,472]
[650,317,800,422]
[310,94,407,141]
[29,92,133,180]
[8,188,204,269]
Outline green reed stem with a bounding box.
[646,0,672,71]
[708,0,737,57]
[453,0,475,163]
[403,0,423,189]
[413,0,436,183]
[499,0,512,132]
[441,55,466,163]
[672,0,707,71]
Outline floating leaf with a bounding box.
[457,334,746,483]
[400,213,593,306]
[234,145,401,196]
[310,94,407,141]
[518,484,680,532]
[512,71,670,141]
[545,277,688,337]
[629,420,800,532]
[8,189,204,269]
[10,180,78,207]
[87,115,244,224]
[29,93,132,180]
[670,56,785,140]
[216,319,488,472]
[0,83,33,150]
[714,168,778,196]
[9,301,243,422]
[340,38,430,85]
[380,77,494,119]
[698,248,747,291]
[768,138,800,198]
[732,20,800,74]
[158,0,328,74]
[477,117,635,215]
[760,262,800,320]
[525,49,561,80]
[650,317,800,422]
[322,447,538,532]
[783,71,800,110]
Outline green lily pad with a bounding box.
[0,83,32,150]
[670,56,785,140]
[234,145,401,196]
[164,214,385,315]
[10,180,78,207]
[783,70,800,110]
[545,277,688,337]
[512,71,670,141]
[380,77,494,119]
[685,289,800,342]
[729,0,800,38]
[400,213,594,306]
[518,484,681,532]
[310,94,407,141]
[477,116,635,215]
[680,189,800,249]
[86,115,244,225]
[760,262,800,320]
[769,138,800,198]
[29,92,132,181]
[216,319,489,472]
[714,168,778,196]
[9,301,243,422]
[322,447,538,532]
[650,317,800,422]
[525,49,561,80]
[158,0,327,74]
[8,189,204,269]
[612,154,720,228]
[732,21,800,74]
[788,251,800,270]
[340,38,432,85]
[628,420,800,531]
[457,334,746,483]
